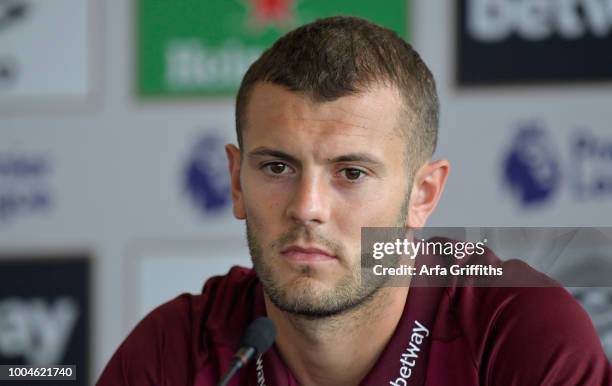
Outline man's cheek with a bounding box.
[245,207,276,247]
[245,182,283,212]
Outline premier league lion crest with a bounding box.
[503,124,561,206]
[184,133,231,214]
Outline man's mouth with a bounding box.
[280,245,337,262]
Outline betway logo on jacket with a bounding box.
[389,320,429,386]
[457,0,612,84]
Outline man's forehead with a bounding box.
[243,82,404,141]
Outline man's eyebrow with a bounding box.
[248,148,385,168]
[248,148,301,165]
[330,153,384,167]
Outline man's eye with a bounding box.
[341,168,366,181]
[262,162,291,175]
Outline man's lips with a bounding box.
[280,245,337,262]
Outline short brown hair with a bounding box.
[235,16,439,170]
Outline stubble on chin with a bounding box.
[246,220,386,318]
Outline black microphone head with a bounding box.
[240,317,277,355]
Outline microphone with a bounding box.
[217,317,277,386]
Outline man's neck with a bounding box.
[264,286,409,386]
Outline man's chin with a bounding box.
[264,277,337,313]
[269,293,343,318]
[273,274,335,299]
[263,273,377,318]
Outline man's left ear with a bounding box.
[407,159,450,228]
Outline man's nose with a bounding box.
[286,171,331,226]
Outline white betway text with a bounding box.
[390,320,429,386]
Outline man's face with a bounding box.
[235,82,412,317]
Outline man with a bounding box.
[97,16,611,385]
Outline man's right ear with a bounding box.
[225,144,246,219]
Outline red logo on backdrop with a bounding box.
[245,0,296,30]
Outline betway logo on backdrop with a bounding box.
[138,0,408,96]
[0,257,89,386]
[457,0,612,84]
[502,122,612,207]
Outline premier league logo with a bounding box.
[184,133,232,214]
[503,124,561,206]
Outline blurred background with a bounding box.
[0,0,611,384]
